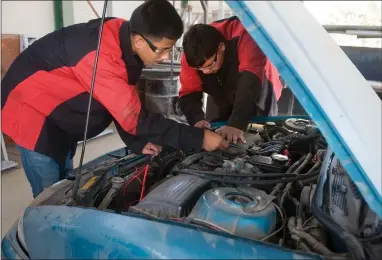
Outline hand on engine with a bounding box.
[194,120,211,129]
[142,142,162,157]
[216,126,246,144]
[202,130,229,151]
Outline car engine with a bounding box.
[69,118,381,260]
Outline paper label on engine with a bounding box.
[81,176,98,191]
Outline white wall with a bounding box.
[73,1,105,24]
[1,0,144,38]
[2,1,55,38]
[112,1,144,21]
[1,1,380,48]
[72,1,144,24]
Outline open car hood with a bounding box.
[225,1,381,217]
[22,206,321,259]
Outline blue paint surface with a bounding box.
[224,1,381,217]
[1,221,28,259]
[21,206,321,259]
[190,188,277,240]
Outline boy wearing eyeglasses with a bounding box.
[1,0,227,198]
[179,16,283,144]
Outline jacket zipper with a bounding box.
[217,75,222,87]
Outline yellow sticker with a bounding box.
[81,176,98,191]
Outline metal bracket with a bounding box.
[1,133,18,172]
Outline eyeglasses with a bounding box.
[197,52,218,71]
[136,32,172,55]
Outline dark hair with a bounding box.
[130,0,183,40]
[182,24,225,67]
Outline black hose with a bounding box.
[271,155,308,196]
[261,140,285,147]
[199,159,224,167]
[117,156,151,175]
[176,170,319,185]
[261,126,290,142]
[251,144,285,156]
[298,151,324,188]
[299,175,319,187]
[288,194,304,228]
[297,208,304,229]
[288,217,345,257]
[286,132,321,143]
[288,155,308,173]
[155,156,183,181]
[295,153,313,174]
[299,241,312,252]
[280,184,291,205]
[177,153,205,168]
[288,195,302,207]
[279,153,313,205]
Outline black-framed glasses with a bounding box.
[135,32,172,54]
[197,52,218,71]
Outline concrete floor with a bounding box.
[1,126,125,237]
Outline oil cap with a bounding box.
[265,122,277,128]
[271,154,289,164]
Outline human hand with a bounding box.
[202,130,229,151]
[216,126,246,144]
[194,120,211,129]
[142,142,162,157]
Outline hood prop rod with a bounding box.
[72,0,109,202]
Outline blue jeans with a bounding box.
[16,146,74,198]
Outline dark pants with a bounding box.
[205,96,233,123]
[205,95,267,124]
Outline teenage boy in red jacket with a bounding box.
[1,0,227,198]
[179,17,283,144]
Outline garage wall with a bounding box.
[112,1,145,21]
[1,1,55,38]
[0,1,144,38]
[1,0,380,49]
[72,1,144,24]
[73,1,105,24]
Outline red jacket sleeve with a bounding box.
[74,51,204,152]
[237,29,266,78]
[178,54,206,126]
[227,29,266,129]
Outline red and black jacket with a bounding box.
[179,16,283,129]
[1,18,204,165]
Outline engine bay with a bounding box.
[62,118,381,260]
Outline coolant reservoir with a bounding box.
[189,187,277,240]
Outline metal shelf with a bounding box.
[1,133,18,172]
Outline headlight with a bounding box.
[17,216,28,252]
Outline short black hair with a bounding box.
[182,24,225,68]
[130,0,183,40]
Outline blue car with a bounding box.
[2,1,381,259]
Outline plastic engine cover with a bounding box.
[189,187,277,240]
[129,174,210,218]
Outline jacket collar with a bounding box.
[223,39,235,64]
[119,21,142,67]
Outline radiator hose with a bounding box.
[288,217,348,258]
[98,177,124,210]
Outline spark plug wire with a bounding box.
[139,165,150,200]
